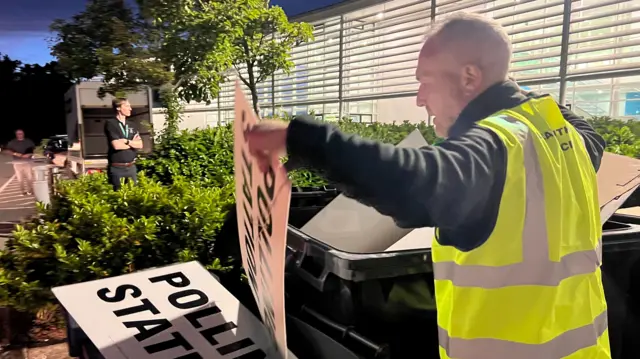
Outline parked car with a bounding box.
[43,135,68,162]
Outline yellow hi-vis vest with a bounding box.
[431,95,610,359]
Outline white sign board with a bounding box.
[53,261,288,359]
[301,130,430,253]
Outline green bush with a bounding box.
[588,116,640,158]
[139,117,437,188]
[137,124,235,187]
[288,119,437,187]
[0,173,235,312]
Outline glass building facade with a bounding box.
[160,0,640,129]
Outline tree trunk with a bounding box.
[159,85,182,138]
[246,62,260,118]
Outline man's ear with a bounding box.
[460,64,482,94]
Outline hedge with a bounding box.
[138,119,437,188]
[0,174,235,312]
[0,118,434,312]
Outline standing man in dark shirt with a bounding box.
[105,98,143,190]
[7,129,35,195]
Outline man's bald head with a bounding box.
[421,11,512,85]
[415,12,512,138]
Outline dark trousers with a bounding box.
[107,164,137,190]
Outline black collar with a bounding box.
[448,80,529,138]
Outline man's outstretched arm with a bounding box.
[286,115,507,250]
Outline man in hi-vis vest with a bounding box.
[246,11,609,359]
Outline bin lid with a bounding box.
[598,152,640,225]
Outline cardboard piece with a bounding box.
[53,261,298,359]
[597,152,640,224]
[233,82,292,359]
[301,130,429,253]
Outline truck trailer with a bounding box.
[63,82,154,175]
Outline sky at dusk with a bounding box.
[0,0,344,65]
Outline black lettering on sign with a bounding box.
[242,150,253,206]
[218,338,258,356]
[174,353,203,359]
[168,289,209,310]
[544,131,553,140]
[149,271,191,288]
[144,331,193,354]
[200,322,236,346]
[184,302,267,357]
[97,284,141,303]
[561,141,574,151]
[113,298,160,317]
[123,318,172,342]
[184,305,221,328]
[244,231,259,295]
[239,124,259,296]
[255,164,278,346]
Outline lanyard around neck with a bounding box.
[118,121,129,138]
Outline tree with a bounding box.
[50,0,178,129]
[228,0,314,114]
[139,0,314,114]
[50,0,313,133]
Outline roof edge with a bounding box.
[290,0,392,23]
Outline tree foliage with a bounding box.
[50,0,313,132]
[228,1,314,114]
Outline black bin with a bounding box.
[285,213,640,359]
[601,213,640,359]
[285,226,438,358]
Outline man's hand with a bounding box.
[245,120,289,172]
[129,133,144,149]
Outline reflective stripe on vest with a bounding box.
[432,112,607,359]
[438,310,608,359]
[433,119,602,288]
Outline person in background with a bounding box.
[105,98,143,190]
[246,11,609,359]
[7,129,35,195]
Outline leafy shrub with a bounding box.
[140,117,437,188]
[288,119,437,187]
[588,116,640,158]
[0,173,235,312]
[137,124,234,187]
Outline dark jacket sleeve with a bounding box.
[557,104,606,172]
[286,115,507,250]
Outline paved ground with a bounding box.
[0,158,37,249]
[0,161,36,222]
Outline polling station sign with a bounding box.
[53,261,275,359]
[233,82,292,359]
